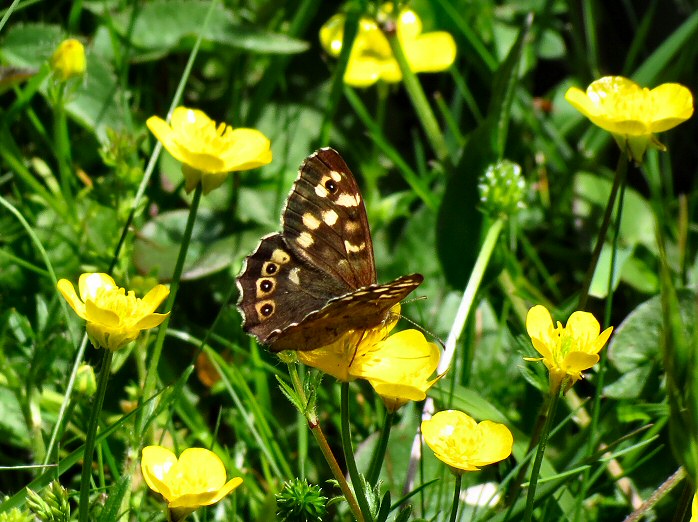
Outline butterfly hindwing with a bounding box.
[282,148,376,289]
[266,274,424,351]
[236,233,353,346]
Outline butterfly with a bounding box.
[236,148,423,352]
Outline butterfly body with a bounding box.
[236,148,423,352]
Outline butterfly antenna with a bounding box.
[391,297,445,350]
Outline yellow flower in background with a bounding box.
[319,4,456,87]
[565,76,693,162]
[57,273,169,351]
[422,410,513,473]
[50,38,86,81]
[141,446,242,522]
[351,329,442,412]
[147,107,272,194]
[525,305,613,393]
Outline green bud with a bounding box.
[26,481,70,522]
[276,479,328,522]
[478,160,526,218]
[0,507,33,522]
[75,364,97,396]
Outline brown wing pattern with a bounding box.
[282,148,377,289]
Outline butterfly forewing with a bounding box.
[282,148,376,289]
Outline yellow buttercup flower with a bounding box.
[147,107,272,194]
[525,305,613,393]
[298,305,441,411]
[57,273,169,351]
[421,410,513,473]
[50,38,86,81]
[296,307,399,382]
[319,5,456,87]
[565,76,693,162]
[141,446,242,522]
[351,329,442,412]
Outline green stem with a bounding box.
[366,410,394,486]
[139,183,203,433]
[523,381,563,522]
[341,382,373,522]
[287,365,364,521]
[578,153,628,310]
[78,349,113,522]
[448,473,463,522]
[52,85,75,213]
[441,218,505,374]
[386,28,449,163]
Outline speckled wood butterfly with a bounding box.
[236,148,423,352]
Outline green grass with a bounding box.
[1,0,698,520]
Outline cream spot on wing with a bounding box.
[344,220,359,233]
[289,267,301,285]
[302,213,321,230]
[315,184,329,198]
[322,209,339,226]
[344,240,366,253]
[270,249,290,264]
[336,193,361,207]
[297,231,314,248]
[330,170,342,182]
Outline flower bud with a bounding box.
[50,39,86,81]
[478,160,526,218]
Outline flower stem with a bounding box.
[578,153,628,310]
[78,349,113,522]
[441,217,505,374]
[139,183,203,433]
[286,364,364,522]
[366,410,395,486]
[341,382,373,522]
[523,380,563,522]
[448,473,463,522]
[386,29,449,163]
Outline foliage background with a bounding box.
[1,0,698,520]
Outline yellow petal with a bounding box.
[319,13,346,57]
[649,83,694,132]
[404,32,456,73]
[526,305,553,341]
[140,284,170,313]
[141,446,178,499]
[85,299,120,327]
[57,279,87,319]
[471,420,514,466]
[78,273,116,302]
[564,86,600,119]
[134,312,169,330]
[396,8,422,40]
[218,128,272,171]
[563,351,600,373]
[592,326,614,354]
[206,477,243,504]
[566,311,600,339]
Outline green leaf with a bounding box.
[0,23,63,68]
[133,208,263,280]
[605,290,696,398]
[108,1,309,55]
